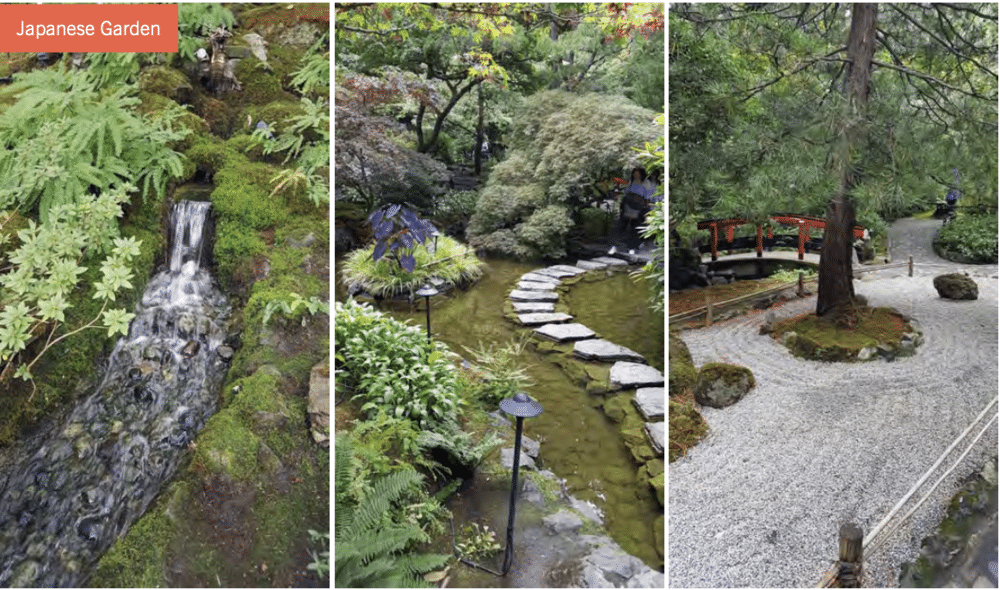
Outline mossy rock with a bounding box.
[192,92,242,137]
[669,329,698,396]
[653,515,664,559]
[602,393,632,423]
[241,4,329,49]
[138,66,193,103]
[669,400,708,463]
[236,58,293,106]
[932,273,979,300]
[244,99,306,134]
[695,363,755,409]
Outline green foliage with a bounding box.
[934,214,998,263]
[0,68,188,217]
[455,522,501,560]
[461,335,534,406]
[335,435,451,589]
[212,220,266,291]
[0,187,140,387]
[335,300,462,430]
[177,4,236,63]
[83,53,148,89]
[340,234,484,299]
[262,293,329,328]
[250,97,330,207]
[211,155,289,228]
[291,32,331,99]
[435,189,480,221]
[468,91,661,258]
[306,529,330,580]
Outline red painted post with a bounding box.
[756,225,763,257]
[797,221,806,260]
[710,224,718,262]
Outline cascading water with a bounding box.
[0,200,231,587]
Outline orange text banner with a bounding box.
[0,4,178,52]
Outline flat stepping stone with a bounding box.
[577,259,609,270]
[547,264,587,276]
[521,272,561,285]
[591,256,629,266]
[644,422,664,456]
[533,267,579,279]
[633,388,665,421]
[518,312,573,326]
[609,361,664,389]
[510,289,558,302]
[517,280,558,291]
[573,339,645,363]
[535,323,595,342]
[512,302,555,313]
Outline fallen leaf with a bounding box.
[423,566,449,583]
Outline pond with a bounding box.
[335,255,664,574]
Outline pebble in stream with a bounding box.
[0,201,232,587]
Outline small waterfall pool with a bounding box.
[0,200,231,587]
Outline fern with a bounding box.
[335,436,450,588]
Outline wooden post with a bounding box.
[797,272,805,297]
[908,255,913,277]
[705,295,713,327]
[837,522,863,587]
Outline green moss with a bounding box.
[245,99,305,134]
[212,155,288,229]
[213,219,266,292]
[669,399,708,463]
[193,410,261,482]
[138,66,193,101]
[90,488,174,586]
[236,59,290,105]
[773,306,911,361]
[698,363,756,390]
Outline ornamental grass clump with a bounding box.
[341,234,484,299]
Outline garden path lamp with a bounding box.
[415,284,438,343]
[431,227,440,257]
[499,391,543,576]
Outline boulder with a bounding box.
[500,447,535,471]
[933,273,978,300]
[695,363,755,409]
[308,363,330,446]
[521,435,540,458]
[858,346,878,361]
[759,311,778,335]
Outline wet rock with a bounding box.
[500,448,535,471]
[308,363,330,445]
[518,312,573,326]
[9,559,39,587]
[534,266,581,279]
[181,340,200,357]
[216,345,234,361]
[575,536,664,588]
[543,510,583,534]
[534,323,595,342]
[520,272,561,286]
[512,301,555,313]
[521,477,544,506]
[609,361,664,390]
[76,516,101,547]
[574,339,645,363]
[576,259,609,270]
[591,256,629,266]
[521,435,540,459]
[517,280,559,291]
[142,345,158,360]
[633,388,665,421]
[568,496,603,525]
[547,264,587,276]
[510,289,558,302]
[644,422,664,456]
[934,273,978,300]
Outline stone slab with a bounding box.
[510,289,558,302]
[573,339,645,363]
[609,361,664,389]
[576,259,609,270]
[500,447,536,471]
[533,267,579,279]
[512,302,555,313]
[521,272,562,285]
[547,264,587,276]
[517,280,558,291]
[518,312,573,326]
[591,256,629,266]
[633,388,665,421]
[543,510,583,534]
[535,323,596,342]
[645,422,664,456]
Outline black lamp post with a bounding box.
[431,227,440,256]
[498,391,543,575]
[415,284,438,343]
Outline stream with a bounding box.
[0,200,231,587]
[336,256,664,574]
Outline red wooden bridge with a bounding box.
[696,214,867,262]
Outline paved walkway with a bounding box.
[669,218,998,587]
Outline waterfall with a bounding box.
[0,201,231,587]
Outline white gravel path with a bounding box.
[668,268,998,588]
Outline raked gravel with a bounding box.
[669,269,998,588]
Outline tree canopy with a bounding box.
[669,3,998,235]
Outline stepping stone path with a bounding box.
[504,257,665,462]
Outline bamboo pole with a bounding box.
[705,295,713,327]
[837,523,863,587]
[908,256,913,277]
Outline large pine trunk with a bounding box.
[816,4,877,317]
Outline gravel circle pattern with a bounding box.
[669,269,998,587]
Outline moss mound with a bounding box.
[668,399,708,463]
[772,305,914,362]
[669,329,698,396]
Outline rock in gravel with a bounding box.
[933,273,979,300]
[695,363,755,409]
[759,311,778,335]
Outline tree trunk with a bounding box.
[474,80,484,175]
[816,3,877,317]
